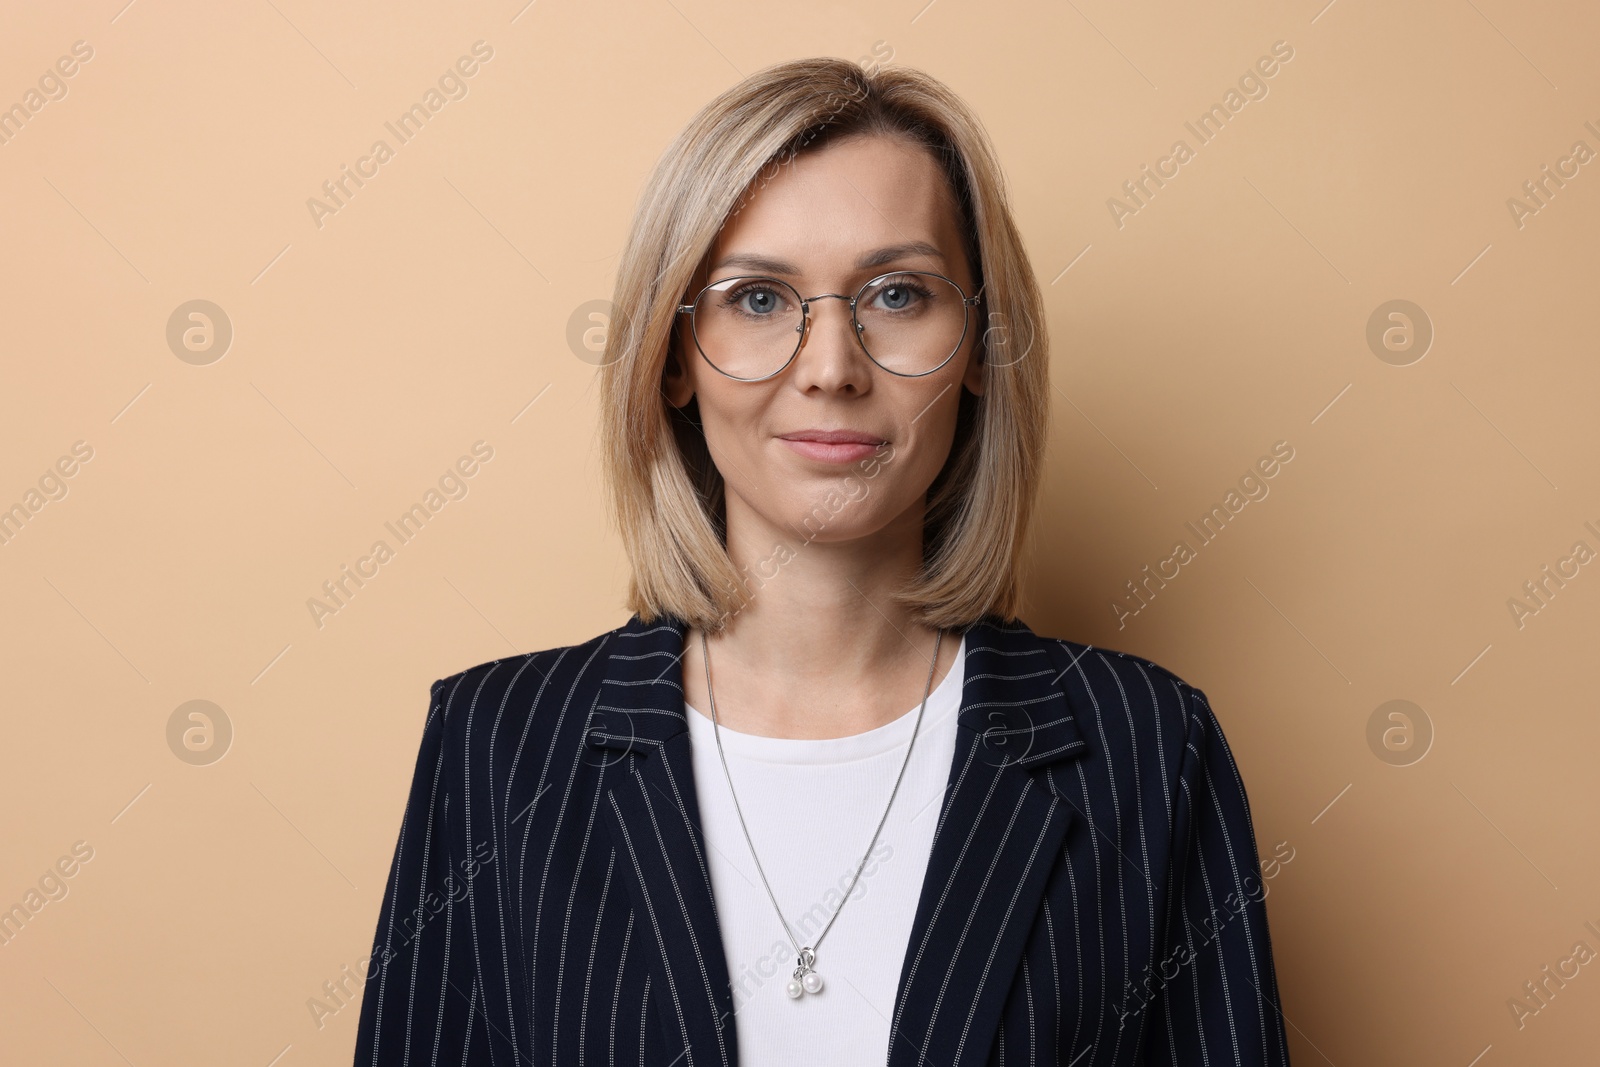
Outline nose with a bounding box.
[793,295,872,390]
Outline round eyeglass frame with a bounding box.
[674,270,985,383]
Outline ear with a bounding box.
[961,335,986,397]
[662,337,696,408]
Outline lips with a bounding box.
[776,430,888,465]
[777,429,886,445]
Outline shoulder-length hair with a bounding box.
[599,56,1049,633]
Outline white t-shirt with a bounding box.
[683,635,965,1066]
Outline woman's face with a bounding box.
[663,132,985,551]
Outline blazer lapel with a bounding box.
[885,616,1090,1067]
[586,612,1090,1067]
[587,614,739,1067]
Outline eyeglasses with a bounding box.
[675,270,983,382]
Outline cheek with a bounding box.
[866,392,965,503]
[903,372,967,449]
[900,431,959,497]
[700,371,754,413]
[692,381,771,457]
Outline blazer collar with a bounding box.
[587,612,1089,1067]
[586,612,1088,769]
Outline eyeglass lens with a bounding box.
[689,272,968,380]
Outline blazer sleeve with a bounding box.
[1136,684,1293,1066]
[352,678,491,1066]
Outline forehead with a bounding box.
[709,133,964,275]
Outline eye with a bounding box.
[722,281,790,317]
[865,276,935,313]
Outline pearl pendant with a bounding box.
[789,946,822,1000]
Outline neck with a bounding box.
[680,494,959,740]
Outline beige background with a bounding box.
[2,0,1597,1063]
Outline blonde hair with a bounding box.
[598,56,1049,632]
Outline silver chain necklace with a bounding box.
[699,628,944,1001]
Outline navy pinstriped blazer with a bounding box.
[352,612,1292,1066]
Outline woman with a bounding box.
[353,57,1291,1066]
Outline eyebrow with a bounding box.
[710,240,947,276]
